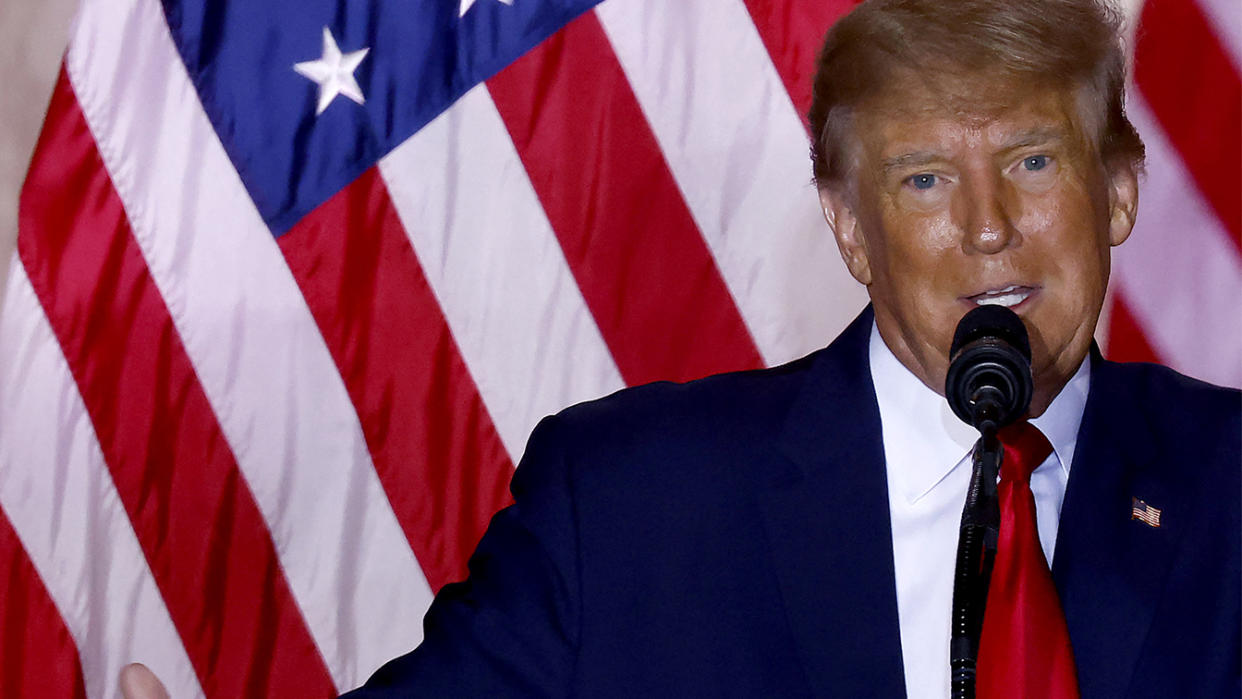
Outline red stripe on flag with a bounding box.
[1105,292,1163,364]
[0,506,87,699]
[486,11,764,385]
[1135,0,1241,247]
[740,0,858,122]
[18,70,336,698]
[279,168,515,592]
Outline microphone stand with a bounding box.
[949,408,1003,699]
[943,305,1033,698]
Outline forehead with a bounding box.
[853,78,1087,159]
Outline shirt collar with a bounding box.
[1030,347,1090,481]
[869,322,1090,504]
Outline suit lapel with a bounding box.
[758,309,907,697]
[756,326,1187,695]
[1052,352,1186,697]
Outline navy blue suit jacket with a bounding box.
[346,309,1240,697]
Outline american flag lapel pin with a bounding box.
[1131,497,1162,528]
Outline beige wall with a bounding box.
[0,0,78,312]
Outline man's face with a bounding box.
[821,82,1138,415]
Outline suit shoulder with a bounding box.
[1098,360,1240,422]
[1092,360,1240,474]
[512,350,829,496]
[549,350,822,443]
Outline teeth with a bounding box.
[975,293,1026,307]
[971,285,1030,307]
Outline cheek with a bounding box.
[872,216,971,319]
[877,202,959,260]
[1018,185,1108,272]
[1023,214,1111,361]
[1016,197,1059,236]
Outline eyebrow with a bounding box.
[879,126,1069,176]
[1000,126,1067,151]
[881,151,943,175]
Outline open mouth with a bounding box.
[967,284,1035,308]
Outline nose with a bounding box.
[955,172,1018,254]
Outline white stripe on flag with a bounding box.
[1114,94,1242,388]
[0,260,204,699]
[65,0,432,686]
[1195,0,1242,73]
[594,0,869,367]
[379,84,626,461]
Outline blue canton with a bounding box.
[160,0,603,234]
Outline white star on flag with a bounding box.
[293,27,370,115]
[460,0,514,18]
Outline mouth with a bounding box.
[964,284,1038,309]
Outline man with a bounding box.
[118,0,1235,696]
[335,0,1240,696]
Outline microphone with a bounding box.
[945,305,1034,698]
[944,305,1034,433]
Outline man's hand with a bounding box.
[118,663,169,699]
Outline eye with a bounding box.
[907,173,938,190]
[1022,155,1049,171]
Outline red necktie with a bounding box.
[976,421,1079,698]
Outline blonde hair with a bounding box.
[808,0,1145,189]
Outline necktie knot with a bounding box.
[997,421,1053,484]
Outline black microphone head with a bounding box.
[949,305,1031,362]
[945,306,1033,431]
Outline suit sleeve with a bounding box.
[341,415,581,697]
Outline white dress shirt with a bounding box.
[868,323,1090,698]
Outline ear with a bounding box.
[1105,161,1138,247]
[819,186,873,285]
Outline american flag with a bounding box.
[1131,497,1163,528]
[0,0,1236,695]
